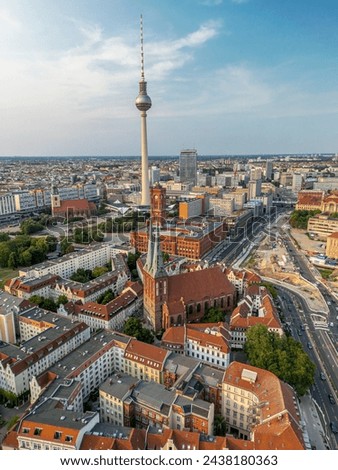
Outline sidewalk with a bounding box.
[299,394,328,450]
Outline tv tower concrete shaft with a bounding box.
[135,15,151,206]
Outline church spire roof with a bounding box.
[144,222,166,278]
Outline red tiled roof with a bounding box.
[75,290,138,321]
[1,430,19,450]
[124,339,168,370]
[327,232,338,239]
[297,191,323,207]
[162,326,185,346]
[168,267,235,303]
[53,198,93,212]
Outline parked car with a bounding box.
[320,372,326,381]
[330,422,338,434]
[328,394,336,405]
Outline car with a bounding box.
[328,394,336,405]
[298,330,302,336]
[307,342,313,349]
[300,324,306,331]
[320,372,326,381]
[330,422,338,434]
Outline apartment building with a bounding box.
[0,313,89,396]
[100,374,214,435]
[19,243,113,279]
[73,283,143,331]
[225,268,261,296]
[230,285,283,348]
[308,214,338,239]
[124,339,169,384]
[222,362,305,449]
[14,402,99,450]
[209,196,235,216]
[161,323,231,369]
[30,330,130,404]
[5,274,59,299]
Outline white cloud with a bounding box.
[200,0,223,6]
[231,0,249,4]
[0,8,21,30]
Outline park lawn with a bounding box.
[0,267,19,288]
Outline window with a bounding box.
[65,435,73,442]
[54,431,62,440]
[34,428,42,436]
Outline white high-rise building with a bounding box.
[292,173,303,193]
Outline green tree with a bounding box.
[96,289,115,304]
[70,268,93,283]
[29,295,43,306]
[245,325,315,396]
[57,295,68,305]
[92,266,109,278]
[123,317,154,344]
[162,252,170,263]
[214,414,227,437]
[0,242,12,268]
[8,252,18,270]
[0,233,10,242]
[202,307,225,323]
[60,237,74,255]
[289,210,321,230]
[20,218,44,235]
[45,235,58,252]
[19,249,32,266]
[260,282,278,299]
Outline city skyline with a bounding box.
[1,0,338,156]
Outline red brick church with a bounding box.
[139,221,236,332]
[51,186,96,219]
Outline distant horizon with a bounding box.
[0,153,336,160]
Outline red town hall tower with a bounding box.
[150,184,166,227]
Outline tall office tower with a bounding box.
[149,166,160,185]
[292,173,303,193]
[248,179,262,199]
[265,160,273,180]
[179,149,197,186]
[135,16,152,206]
[250,167,263,181]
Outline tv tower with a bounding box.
[135,15,152,206]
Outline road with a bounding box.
[277,286,338,449]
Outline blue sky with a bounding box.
[1,0,338,156]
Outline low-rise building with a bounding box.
[326,232,338,259]
[162,323,231,369]
[230,285,283,348]
[307,213,338,239]
[73,283,143,331]
[295,190,324,211]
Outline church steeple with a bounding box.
[144,219,154,272]
[144,221,166,278]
